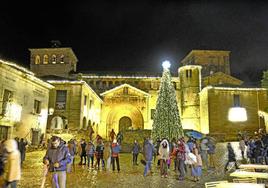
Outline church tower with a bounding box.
[179,65,202,131]
[29,41,78,78]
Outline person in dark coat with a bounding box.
[132,140,140,165]
[224,143,238,172]
[78,139,87,165]
[43,136,71,188]
[143,138,154,177]
[18,138,27,165]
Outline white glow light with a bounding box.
[162,60,171,69]
[228,107,247,122]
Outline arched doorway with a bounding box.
[106,104,144,134]
[50,116,64,130]
[119,116,132,132]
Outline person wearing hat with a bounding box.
[111,139,121,172]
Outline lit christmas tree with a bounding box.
[151,61,184,142]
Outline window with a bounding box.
[151,109,156,120]
[35,55,40,64]
[43,55,48,64]
[56,90,67,110]
[89,99,93,109]
[84,95,87,106]
[233,94,240,107]
[60,55,64,64]
[34,100,41,114]
[52,55,56,64]
[186,69,192,78]
[1,89,13,115]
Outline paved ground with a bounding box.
[18,142,241,188]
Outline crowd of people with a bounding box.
[3,128,268,188]
[142,135,216,182]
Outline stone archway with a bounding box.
[106,104,144,134]
[119,116,132,132]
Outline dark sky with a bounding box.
[0,1,268,85]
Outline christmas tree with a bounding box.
[151,61,184,142]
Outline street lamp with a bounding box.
[228,107,247,122]
[162,60,171,70]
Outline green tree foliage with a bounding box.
[151,67,184,142]
[261,70,268,89]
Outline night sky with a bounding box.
[0,1,268,85]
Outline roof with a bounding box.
[0,59,54,89]
[100,83,150,97]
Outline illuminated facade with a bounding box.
[28,48,268,140]
[0,60,53,141]
[46,80,102,134]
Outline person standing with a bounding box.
[103,142,111,170]
[224,143,238,172]
[116,131,123,145]
[132,140,140,165]
[239,136,246,160]
[176,138,186,181]
[95,140,104,170]
[111,139,121,172]
[88,126,95,141]
[18,138,27,165]
[158,139,169,178]
[109,129,116,142]
[43,136,71,188]
[200,137,209,170]
[67,139,76,172]
[191,143,202,182]
[78,139,87,165]
[143,138,154,177]
[85,141,95,168]
[3,139,21,188]
[207,137,216,169]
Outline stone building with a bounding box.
[45,80,102,135]
[0,59,53,143]
[28,47,268,141]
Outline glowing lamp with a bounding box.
[162,60,171,70]
[48,108,54,115]
[228,107,247,122]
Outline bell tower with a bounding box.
[29,41,78,78]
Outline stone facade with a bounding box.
[181,50,231,77]
[46,80,102,134]
[0,60,53,141]
[27,47,268,141]
[29,48,78,78]
[200,87,268,140]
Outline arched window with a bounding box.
[52,55,56,64]
[43,55,48,64]
[35,55,40,64]
[60,55,64,63]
